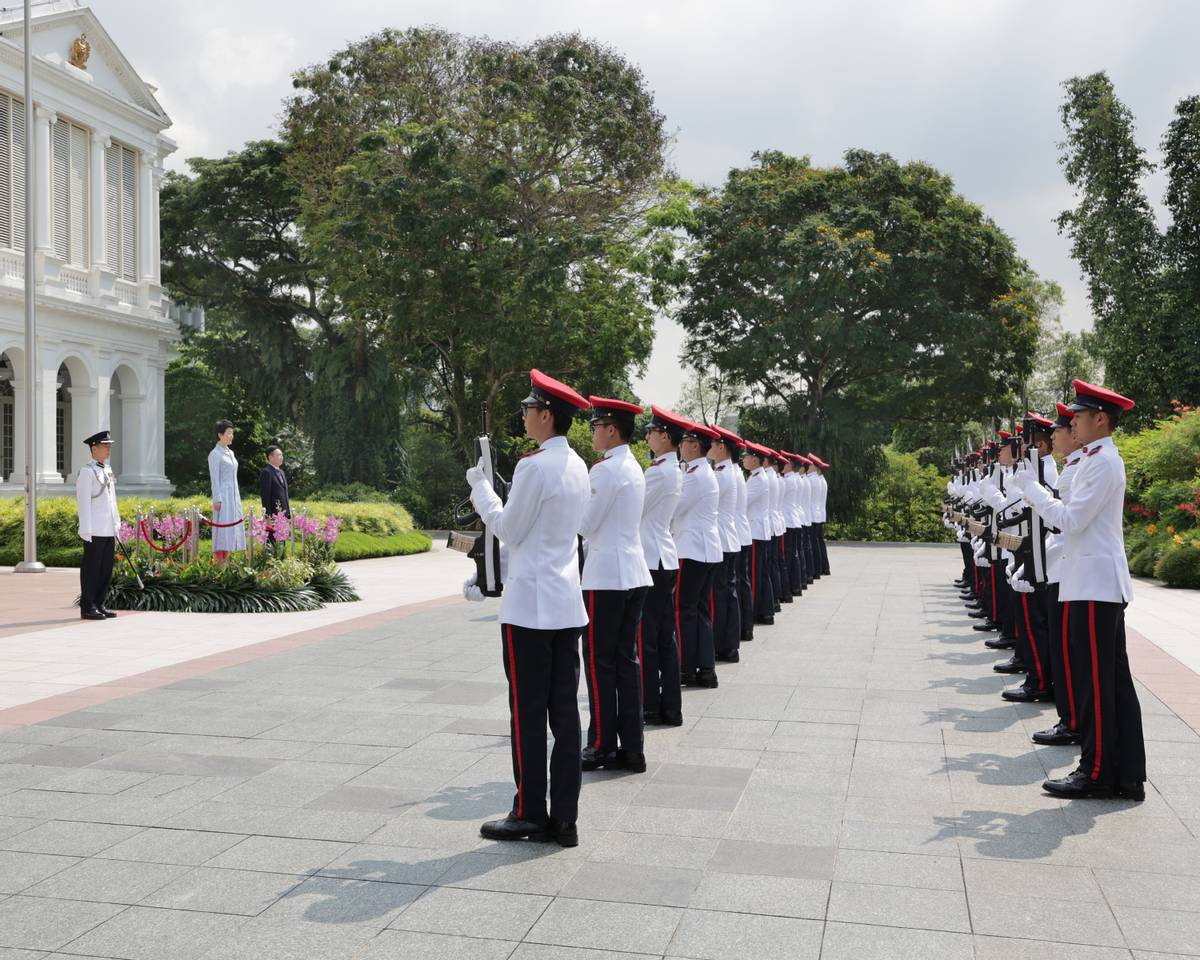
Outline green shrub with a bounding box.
[1154,544,1200,588]
[1129,542,1162,578]
[333,531,432,561]
[307,483,393,504]
[827,446,952,543]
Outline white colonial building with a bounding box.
[0,0,179,498]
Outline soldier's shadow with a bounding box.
[933,801,1126,860]
[925,703,1023,733]
[943,747,1056,787]
[420,781,515,821]
[924,632,981,647]
[926,676,1009,698]
[929,650,1007,667]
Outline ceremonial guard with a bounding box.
[671,421,722,687]
[808,454,832,576]
[76,430,121,621]
[709,426,743,663]
[797,455,817,588]
[782,453,807,597]
[715,427,755,646]
[1033,403,1085,746]
[640,406,686,726]
[743,443,776,624]
[767,452,791,605]
[1010,380,1146,799]
[579,398,653,772]
[468,369,591,845]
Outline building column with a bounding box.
[33,107,56,280]
[34,354,62,484]
[88,132,114,299]
[141,359,168,484]
[117,389,145,482]
[66,384,98,482]
[136,152,154,307]
[151,158,163,285]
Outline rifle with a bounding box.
[449,408,509,597]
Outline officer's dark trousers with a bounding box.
[1065,600,1146,786]
[816,522,831,575]
[500,623,582,826]
[713,551,741,657]
[770,535,789,605]
[677,559,718,675]
[1044,584,1077,730]
[959,542,974,586]
[804,526,817,585]
[737,545,754,643]
[786,528,804,596]
[996,559,1018,642]
[750,539,775,622]
[640,565,681,719]
[582,587,648,757]
[1016,583,1052,692]
[80,536,115,613]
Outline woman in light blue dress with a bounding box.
[207,419,245,561]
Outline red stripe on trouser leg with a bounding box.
[709,588,715,621]
[674,568,683,657]
[1063,601,1076,729]
[990,566,997,621]
[1088,600,1103,781]
[750,545,757,602]
[506,624,524,819]
[587,591,601,750]
[637,621,644,691]
[1021,592,1045,688]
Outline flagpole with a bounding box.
[15,0,43,573]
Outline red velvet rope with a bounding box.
[139,519,192,553]
[199,514,245,529]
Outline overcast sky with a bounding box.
[97,0,1200,406]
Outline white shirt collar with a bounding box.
[542,435,568,450]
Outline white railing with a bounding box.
[0,251,23,280]
[60,266,89,295]
[113,279,138,305]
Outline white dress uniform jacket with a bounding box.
[471,435,590,630]
[713,461,742,553]
[1015,436,1133,604]
[746,467,773,541]
[580,444,653,591]
[811,473,828,523]
[734,467,753,547]
[640,450,682,571]
[672,456,723,563]
[1044,452,1082,584]
[76,460,120,541]
[785,473,806,527]
[799,474,814,527]
[767,468,785,537]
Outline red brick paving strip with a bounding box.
[1127,627,1200,736]
[0,594,463,731]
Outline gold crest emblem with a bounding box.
[69,34,91,70]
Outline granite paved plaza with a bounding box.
[1,542,1199,959]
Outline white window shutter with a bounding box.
[12,100,25,252]
[0,96,11,249]
[121,147,136,281]
[69,122,87,265]
[52,120,69,261]
[105,144,119,269]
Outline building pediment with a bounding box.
[0,2,168,125]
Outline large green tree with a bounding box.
[282,28,671,456]
[672,149,1043,516]
[1057,73,1200,418]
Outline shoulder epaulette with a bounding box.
[686,464,699,474]
[648,458,664,468]
[1087,446,1102,456]
[590,455,611,470]
[715,464,725,471]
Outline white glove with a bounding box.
[462,573,485,602]
[1007,468,1031,493]
[465,457,487,488]
[1010,565,1034,593]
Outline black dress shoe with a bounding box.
[754,617,775,626]
[1031,723,1081,746]
[549,818,578,847]
[581,747,623,771]
[984,636,1015,649]
[98,607,117,619]
[695,668,719,689]
[993,657,1027,674]
[80,609,106,621]
[972,622,999,632]
[480,813,552,841]
[658,711,684,727]
[1002,686,1053,703]
[716,650,740,663]
[741,634,754,643]
[1115,780,1145,802]
[1042,768,1113,799]
[617,750,647,773]
[968,610,987,619]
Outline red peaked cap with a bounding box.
[712,425,745,449]
[587,396,644,418]
[681,420,719,441]
[1068,378,1135,414]
[1027,411,1055,430]
[649,404,691,432]
[1054,402,1074,427]
[998,430,1012,440]
[527,369,589,411]
[742,442,769,458]
[807,453,829,469]
[1015,424,1024,435]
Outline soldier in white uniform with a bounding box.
[807,453,832,576]
[797,456,817,589]
[743,443,776,624]
[468,369,591,845]
[781,452,807,597]
[579,397,654,772]
[766,452,790,606]
[709,427,744,663]
[640,406,686,726]
[671,421,723,688]
[715,427,754,648]
[1010,379,1145,800]
[76,430,122,620]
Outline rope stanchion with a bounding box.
[139,519,192,554]
[198,514,245,529]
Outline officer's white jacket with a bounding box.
[640,450,681,571]
[1044,452,1082,584]
[798,474,814,526]
[785,472,807,527]
[811,473,828,523]
[745,467,773,541]
[733,466,752,547]
[712,460,741,553]
[1015,436,1132,604]
[672,456,723,563]
[767,468,785,536]
[76,460,120,541]
[470,435,590,630]
[580,444,653,591]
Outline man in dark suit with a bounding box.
[260,446,291,543]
